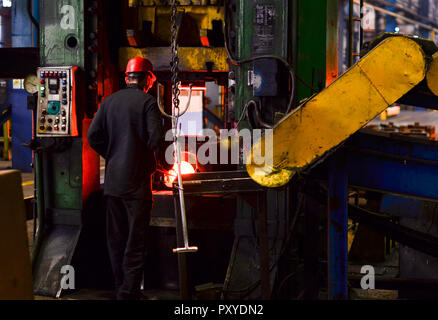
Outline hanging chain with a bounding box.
[168,0,198,254]
[170,0,180,115]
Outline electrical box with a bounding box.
[251,59,279,96]
[36,66,79,137]
[234,0,289,126]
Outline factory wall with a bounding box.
[340,0,438,73]
[9,0,38,172]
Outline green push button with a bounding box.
[48,101,60,115]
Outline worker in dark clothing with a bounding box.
[87,56,170,300]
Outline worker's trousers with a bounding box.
[106,195,152,300]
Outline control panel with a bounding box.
[36,66,78,137]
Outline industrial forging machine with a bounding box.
[29,0,438,300]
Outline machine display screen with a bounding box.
[48,78,59,94]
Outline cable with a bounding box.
[245,99,274,129]
[234,101,249,128]
[224,184,303,298]
[223,1,296,118]
[275,271,298,297]
[296,75,319,93]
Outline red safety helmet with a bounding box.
[125,56,157,93]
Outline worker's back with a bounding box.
[88,84,164,200]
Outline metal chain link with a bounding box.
[168,0,198,254]
[170,0,180,115]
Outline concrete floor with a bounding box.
[2,156,103,261]
[0,160,34,198]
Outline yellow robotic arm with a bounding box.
[247,36,428,187]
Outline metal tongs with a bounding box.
[157,84,198,253]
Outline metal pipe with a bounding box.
[359,0,363,51]
[171,118,197,253]
[32,0,39,47]
[348,0,354,67]
[175,132,189,248]
[26,0,39,47]
[166,84,197,254]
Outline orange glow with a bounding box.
[164,161,195,188]
[200,36,210,47]
[179,86,206,91]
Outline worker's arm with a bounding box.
[145,100,172,170]
[87,103,107,158]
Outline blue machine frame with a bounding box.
[322,129,438,299]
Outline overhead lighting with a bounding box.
[1,0,11,7]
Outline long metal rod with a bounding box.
[174,119,190,249]
[173,194,190,299]
[348,0,354,67]
[171,88,197,253]
[26,0,39,47]
[158,82,196,253]
[359,0,364,50]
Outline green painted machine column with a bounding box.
[234,0,289,129]
[226,0,290,300]
[40,0,85,67]
[230,0,340,300]
[33,0,102,297]
[293,0,339,101]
